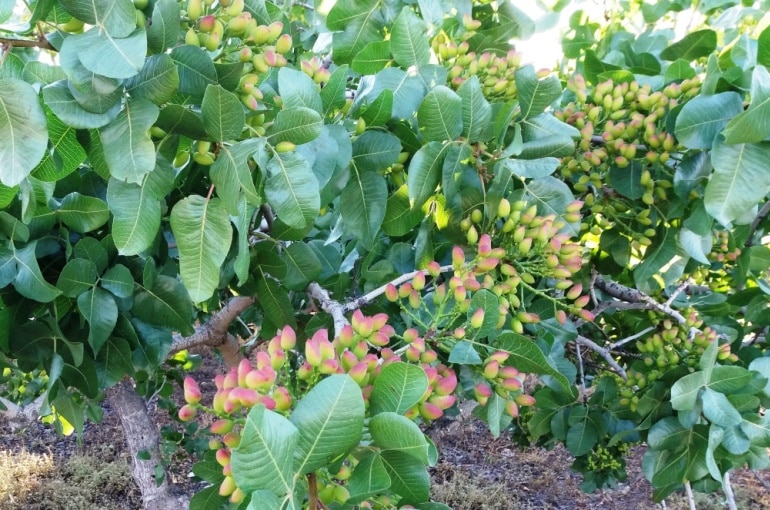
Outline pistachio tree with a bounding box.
[1,0,770,508]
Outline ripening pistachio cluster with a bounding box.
[585,442,628,473]
[474,351,535,419]
[431,29,523,101]
[457,200,594,327]
[179,315,460,502]
[382,253,537,418]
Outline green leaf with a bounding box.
[188,485,227,510]
[679,228,712,264]
[448,341,483,365]
[341,164,387,250]
[326,0,376,30]
[390,7,430,68]
[352,130,401,173]
[99,99,159,184]
[282,242,321,291]
[290,375,365,474]
[133,275,194,335]
[360,89,393,127]
[370,412,429,463]
[0,79,49,187]
[352,41,392,75]
[266,106,323,145]
[232,405,298,495]
[705,140,770,227]
[2,243,62,302]
[332,16,383,65]
[170,196,232,303]
[347,452,391,502]
[277,67,323,114]
[723,66,770,144]
[210,139,261,216]
[101,264,134,298]
[57,192,109,233]
[155,104,208,139]
[23,61,67,86]
[32,107,86,182]
[57,259,99,298]
[78,287,118,354]
[408,142,451,209]
[61,0,136,37]
[264,151,319,229]
[494,332,574,394]
[671,371,707,411]
[320,65,349,117]
[370,362,429,416]
[660,29,717,61]
[609,162,644,200]
[504,157,559,179]
[52,392,85,436]
[125,54,180,106]
[77,28,147,79]
[709,366,752,393]
[170,45,218,99]
[380,450,430,505]
[457,76,492,143]
[566,418,598,456]
[255,274,296,328]
[633,227,678,286]
[201,84,245,142]
[702,388,742,427]
[417,86,463,142]
[383,184,424,237]
[675,92,744,150]
[107,178,162,256]
[43,80,121,129]
[96,336,133,386]
[515,65,562,121]
[147,0,180,53]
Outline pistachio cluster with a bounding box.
[180,316,459,502]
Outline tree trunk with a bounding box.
[108,379,187,510]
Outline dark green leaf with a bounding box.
[370,362,429,416]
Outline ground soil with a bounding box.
[2,356,770,510]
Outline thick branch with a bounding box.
[576,335,627,379]
[170,296,255,353]
[308,283,349,337]
[0,36,55,50]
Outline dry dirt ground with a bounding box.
[2,359,770,510]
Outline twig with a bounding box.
[608,326,656,350]
[684,480,696,510]
[575,340,587,402]
[576,335,627,379]
[724,471,737,510]
[170,296,255,353]
[745,201,770,247]
[0,36,55,50]
[341,264,454,313]
[665,278,692,307]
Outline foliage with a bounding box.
[2,0,770,507]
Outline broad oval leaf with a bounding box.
[202,84,245,142]
[723,66,770,145]
[0,79,49,187]
[57,192,109,233]
[133,275,194,335]
[390,7,430,68]
[78,28,147,80]
[370,412,430,463]
[266,106,323,145]
[77,287,118,354]
[61,0,136,37]
[289,374,365,474]
[407,142,451,208]
[370,362,429,416]
[277,67,323,113]
[264,152,319,229]
[232,405,299,495]
[494,332,574,395]
[107,178,162,256]
[660,29,717,61]
[170,196,232,303]
[125,54,180,106]
[674,91,743,149]
[340,166,387,250]
[99,99,160,184]
[417,86,463,142]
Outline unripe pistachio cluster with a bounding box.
[556,75,701,248]
[432,33,523,101]
[617,312,735,412]
[180,313,460,501]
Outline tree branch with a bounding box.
[576,335,627,379]
[170,296,255,353]
[746,200,770,247]
[341,265,454,313]
[0,36,55,50]
[307,283,349,337]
